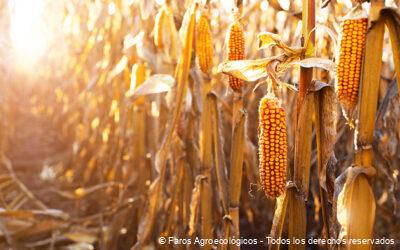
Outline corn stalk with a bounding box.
[337,1,384,249]
[132,4,197,248]
[228,100,245,247]
[200,80,214,250]
[226,1,245,248]
[288,0,315,249]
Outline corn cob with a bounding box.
[131,63,146,105]
[196,14,213,74]
[258,96,287,198]
[336,18,368,112]
[154,8,167,49]
[124,65,131,90]
[227,21,245,92]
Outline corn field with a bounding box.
[0,0,400,249]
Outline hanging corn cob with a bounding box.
[336,7,368,119]
[154,8,167,49]
[154,5,179,60]
[258,95,288,198]
[227,20,245,92]
[127,63,147,106]
[196,12,213,74]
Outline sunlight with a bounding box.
[9,0,48,66]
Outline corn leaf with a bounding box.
[291,57,336,72]
[133,3,198,248]
[381,8,400,88]
[257,32,283,49]
[336,167,376,248]
[126,74,175,99]
[218,58,274,82]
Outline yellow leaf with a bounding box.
[257,32,282,49]
[258,31,304,56]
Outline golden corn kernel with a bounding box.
[258,96,287,198]
[336,18,368,111]
[196,14,213,74]
[154,8,167,49]
[227,21,245,92]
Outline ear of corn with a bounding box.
[227,21,245,92]
[131,63,146,105]
[154,8,167,49]
[336,18,368,113]
[196,14,213,74]
[258,96,287,198]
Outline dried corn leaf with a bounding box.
[343,4,368,21]
[0,209,69,241]
[218,58,274,82]
[381,8,400,84]
[336,167,376,247]
[62,242,94,250]
[188,176,202,236]
[107,56,128,81]
[290,57,336,72]
[126,74,175,100]
[55,182,120,200]
[257,32,283,50]
[63,231,97,244]
[258,32,304,56]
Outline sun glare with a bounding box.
[9,0,47,66]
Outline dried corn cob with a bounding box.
[196,14,213,74]
[154,8,167,49]
[258,96,287,198]
[227,21,245,92]
[133,63,146,86]
[130,63,146,105]
[336,18,368,113]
